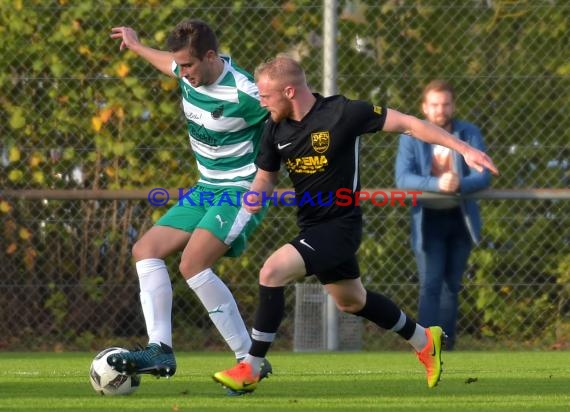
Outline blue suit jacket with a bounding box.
[395,119,491,251]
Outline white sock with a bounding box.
[187,268,251,359]
[408,324,428,352]
[136,258,173,347]
[244,354,264,375]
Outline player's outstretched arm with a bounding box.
[384,108,499,175]
[110,26,174,77]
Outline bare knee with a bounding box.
[132,235,164,261]
[259,262,287,287]
[132,239,149,261]
[335,298,364,314]
[179,260,208,279]
[325,280,367,314]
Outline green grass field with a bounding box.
[0,351,568,411]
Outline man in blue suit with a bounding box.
[395,80,491,350]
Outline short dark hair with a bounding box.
[422,79,455,102]
[166,19,218,59]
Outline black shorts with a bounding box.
[289,215,362,284]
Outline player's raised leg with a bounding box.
[326,281,446,388]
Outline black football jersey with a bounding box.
[256,94,387,227]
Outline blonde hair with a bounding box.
[254,54,306,87]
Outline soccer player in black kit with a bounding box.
[214,55,498,393]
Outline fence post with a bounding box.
[323,0,339,351]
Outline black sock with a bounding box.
[354,289,416,339]
[249,285,285,358]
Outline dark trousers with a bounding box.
[414,207,472,350]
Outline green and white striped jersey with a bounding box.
[173,56,268,190]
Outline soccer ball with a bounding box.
[89,347,141,396]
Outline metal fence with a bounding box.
[1,1,569,351]
[1,191,569,351]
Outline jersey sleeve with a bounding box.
[236,89,269,127]
[171,60,180,77]
[255,121,281,172]
[344,99,387,134]
[228,60,269,127]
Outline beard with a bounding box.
[432,115,452,131]
[270,104,293,123]
[270,111,285,122]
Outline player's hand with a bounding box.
[243,192,262,214]
[462,146,499,175]
[110,26,140,51]
[438,172,459,193]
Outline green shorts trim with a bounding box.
[156,185,267,257]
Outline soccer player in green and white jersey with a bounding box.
[109,20,271,386]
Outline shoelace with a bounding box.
[119,344,160,362]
